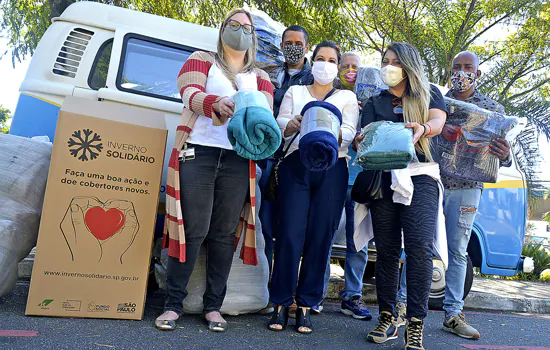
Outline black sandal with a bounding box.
[295,307,313,334]
[268,305,289,331]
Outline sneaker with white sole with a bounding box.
[366,311,398,344]
[311,301,324,314]
[405,317,425,350]
[443,313,480,339]
[395,302,407,328]
[341,296,373,320]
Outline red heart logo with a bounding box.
[84,207,126,241]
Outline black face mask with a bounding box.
[283,44,306,65]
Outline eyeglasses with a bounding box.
[226,20,254,35]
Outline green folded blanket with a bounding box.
[356,121,415,170]
[228,91,282,161]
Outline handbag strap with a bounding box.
[280,87,339,159]
[323,87,339,101]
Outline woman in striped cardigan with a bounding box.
[156,8,274,332]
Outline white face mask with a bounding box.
[312,61,339,85]
[380,65,405,87]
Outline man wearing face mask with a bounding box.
[335,52,361,90]
[441,51,511,339]
[274,26,315,117]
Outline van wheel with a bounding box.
[428,255,474,310]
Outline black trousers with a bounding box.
[370,175,439,320]
[164,144,249,315]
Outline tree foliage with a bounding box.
[0,105,12,133]
[1,0,548,191]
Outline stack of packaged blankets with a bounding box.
[436,97,517,183]
[354,67,388,105]
[0,134,52,297]
[355,121,415,170]
[251,10,285,87]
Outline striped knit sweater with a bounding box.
[163,51,274,266]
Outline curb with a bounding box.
[463,290,550,314]
[324,277,550,314]
[18,260,550,314]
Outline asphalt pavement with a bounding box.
[1,282,549,350]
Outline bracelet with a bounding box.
[424,124,432,137]
[420,124,427,137]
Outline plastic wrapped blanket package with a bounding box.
[354,67,388,104]
[251,10,285,87]
[155,166,269,315]
[299,101,343,171]
[355,121,415,170]
[0,134,52,297]
[436,97,518,183]
[227,90,282,160]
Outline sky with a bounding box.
[0,38,30,113]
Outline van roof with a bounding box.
[54,2,218,49]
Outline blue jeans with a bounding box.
[442,188,481,317]
[322,186,368,301]
[397,253,407,303]
[396,188,481,317]
[258,159,278,276]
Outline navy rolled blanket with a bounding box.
[299,101,342,171]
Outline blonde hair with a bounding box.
[384,42,433,161]
[216,9,258,88]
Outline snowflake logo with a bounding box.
[67,129,103,161]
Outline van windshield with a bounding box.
[118,37,194,102]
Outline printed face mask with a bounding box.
[283,44,306,65]
[312,61,339,86]
[380,65,405,87]
[451,70,476,92]
[222,26,253,52]
[339,68,358,89]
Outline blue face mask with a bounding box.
[222,26,253,51]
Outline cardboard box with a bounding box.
[26,97,167,320]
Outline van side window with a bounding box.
[89,39,113,90]
[117,35,194,102]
